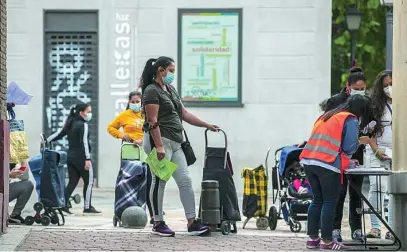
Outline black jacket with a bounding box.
[47,117,91,160]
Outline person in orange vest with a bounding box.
[300,94,373,250]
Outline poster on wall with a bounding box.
[178,9,243,107]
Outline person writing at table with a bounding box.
[300,94,373,250]
[320,67,373,242]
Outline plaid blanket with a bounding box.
[242,165,268,218]
[114,160,147,219]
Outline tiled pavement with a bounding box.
[0,187,396,251]
[16,230,308,251]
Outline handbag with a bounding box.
[9,119,29,164]
[181,130,196,166]
[166,86,196,166]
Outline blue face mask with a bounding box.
[162,72,175,85]
[84,113,92,122]
[129,103,141,112]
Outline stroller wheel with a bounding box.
[289,221,302,233]
[256,217,269,230]
[33,202,43,212]
[268,206,278,230]
[220,221,231,235]
[24,216,35,226]
[72,194,81,204]
[41,216,51,226]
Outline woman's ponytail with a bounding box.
[63,106,77,132]
[141,58,157,95]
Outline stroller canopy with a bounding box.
[278,145,304,177]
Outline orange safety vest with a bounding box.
[300,111,357,183]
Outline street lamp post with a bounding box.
[381,0,393,70]
[345,6,362,67]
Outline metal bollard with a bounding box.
[201,180,221,225]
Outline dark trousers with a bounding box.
[333,175,364,232]
[9,180,34,216]
[304,165,341,240]
[66,158,94,210]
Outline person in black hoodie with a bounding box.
[320,67,373,242]
[47,103,101,215]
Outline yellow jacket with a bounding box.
[107,109,144,141]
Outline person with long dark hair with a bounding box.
[365,70,393,240]
[47,103,101,215]
[300,94,373,250]
[141,56,219,237]
[321,67,372,242]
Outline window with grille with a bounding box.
[43,33,99,177]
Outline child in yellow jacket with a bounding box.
[107,91,144,144]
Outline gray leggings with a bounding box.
[143,132,196,221]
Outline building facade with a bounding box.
[7,0,332,194]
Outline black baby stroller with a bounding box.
[113,143,148,227]
[25,134,67,226]
[198,129,241,235]
[268,144,312,233]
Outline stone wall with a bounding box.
[0,0,6,119]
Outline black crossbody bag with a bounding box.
[167,87,196,166]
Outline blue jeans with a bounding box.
[304,165,341,240]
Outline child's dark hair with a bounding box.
[126,91,142,110]
[140,56,174,94]
[347,67,366,85]
[64,103,90,131]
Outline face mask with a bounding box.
[84,113,92,122]
[384,86,392,98]
[129,103,141,112]
[350,89,366,96]
[162,72,175,85]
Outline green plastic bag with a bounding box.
[145,148,178,181]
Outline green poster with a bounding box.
[180,11,241,102]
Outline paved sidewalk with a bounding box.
[17,230,308,251]
[0,187,392,251]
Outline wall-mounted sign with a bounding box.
[178,9,243,107]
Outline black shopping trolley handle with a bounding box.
[204,128,227,150]
[40,133,52,152]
